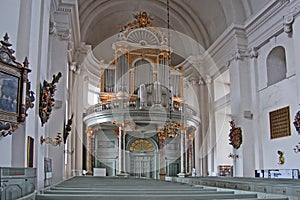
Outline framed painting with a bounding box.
[27,136,34,168]
[0,65,21,119]
[269,106,291,139]
[0,33,33,137]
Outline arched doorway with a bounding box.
[128,138,159,179]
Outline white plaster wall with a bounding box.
[0,0,20,44]
[16,0,51,189]
[256,32,300,170]
[46,35,68,184]
[215,106,233,172]
[0,137,12,166]
[294,13,300,104]
[0,0,20,168]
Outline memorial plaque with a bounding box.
[269,106,291,139]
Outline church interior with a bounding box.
[1,0,300,199]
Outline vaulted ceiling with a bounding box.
[78,0,270,50]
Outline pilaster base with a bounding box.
[159,173,166,180]
[117,172,129,177]
[177,172,187,178]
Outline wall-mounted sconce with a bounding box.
[228,153,239,160]
[293,142,300,153]
[40,132,62,146]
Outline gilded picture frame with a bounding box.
[269,106,291,139]
[0,62,21,122]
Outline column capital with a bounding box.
[205,75,212,85]
[86,126,98,138]
[69,62,77,72]
[249,47,259,59]
[199,77,205,85]
[283,2,300,34]
[189,78,199,86]
[225,47,258,67]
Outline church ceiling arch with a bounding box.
[78,0,270,51]
[78,0,211,49]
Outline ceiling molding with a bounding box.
[57,0,82,49]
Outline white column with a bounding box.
[293,17,300,103]
[199,78,208,176]
[122,130,126,174]
[117,125,127,175]
[15,0,51,189]
[249,48,263,171]
[178,129,186,177]
[189,79,201,174]
[158,133,166,179]
[206,75,217,175]
[229,51,255,177]
[48,40,68,184]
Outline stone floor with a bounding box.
[36,176,289,200]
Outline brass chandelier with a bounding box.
[158,0,180,139]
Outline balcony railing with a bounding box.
[85,99,195,116]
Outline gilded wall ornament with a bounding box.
[229,120,242,149]
[63,114,73,144]
[39,72,62,126]
[277,150,285,165]
[293,109,300,134]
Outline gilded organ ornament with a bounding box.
[120,11,154,31]
[129,139,155,152]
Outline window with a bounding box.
[214,70,230,101]
[87,83,99,105]
[267,46,287,86]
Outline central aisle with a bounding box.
[36,176,289,200]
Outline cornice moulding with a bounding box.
[245,0,289,35]
[57,0,81,49]
[205,0,295,77]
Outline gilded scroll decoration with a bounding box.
[39,72,62,126]
[229,120,242,149]
[63,114,73,144]
[120,11,154,31]
[293,109,300,134]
